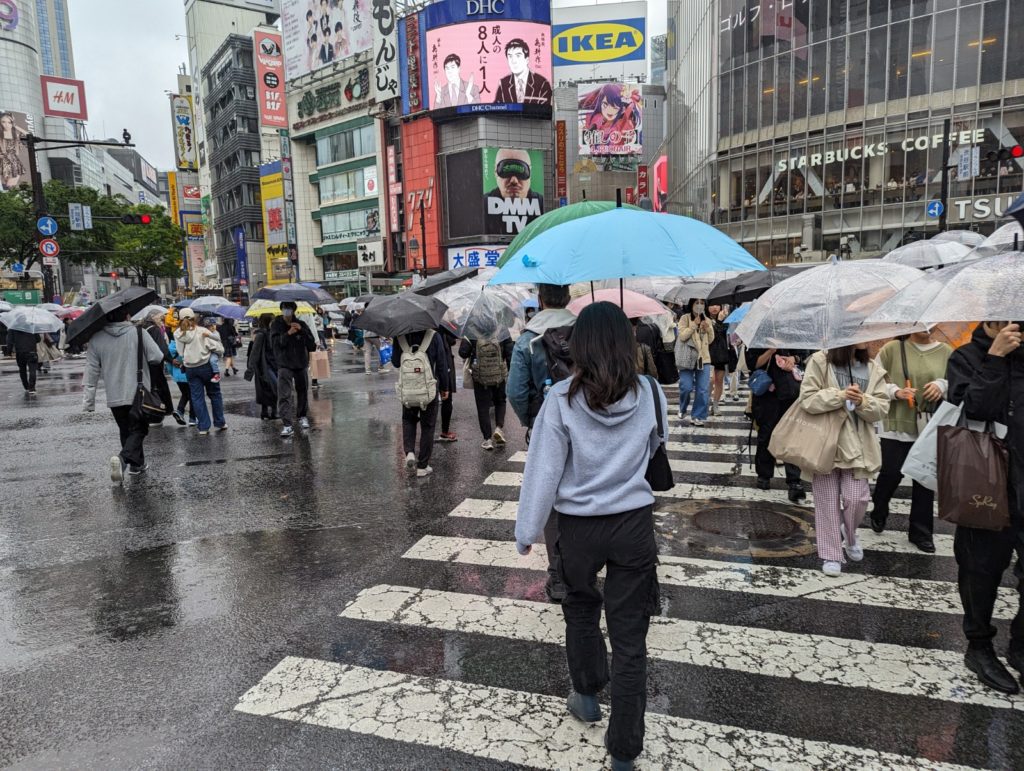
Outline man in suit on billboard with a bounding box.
[434,54,479,108]
[493,39,552,106]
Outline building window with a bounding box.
[319,167,368,206]
[321,206,381,242]
[315,124,376,167]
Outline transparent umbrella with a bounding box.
[735,260,924,350]
[959,221,1024,262]
[882,240,972,269]
[3,306,64,334]
[460,287,528,342]
[131,304,169,322]
[931,230,985,248]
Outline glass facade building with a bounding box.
[664,0,1024,264]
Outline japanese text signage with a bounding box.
[260,161,290,284]
[253,29,287,128]
[170,94,197,171]
[447,244,505,270]
[577,82,642,156]
[637,164,649,198]
[371,0,399,103]
[40,76,88,121]
[555,120,567,200]
[294,68,370,130]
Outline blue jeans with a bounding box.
[678,366,711,420]
[186,362,225,431]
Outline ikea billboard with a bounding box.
[551,3,646,84]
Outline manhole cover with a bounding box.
[693,505,799,540]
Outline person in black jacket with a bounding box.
[9,328,40,394]
[392,329,452,477]
[946,321,1024,695]
[141,310,176,422]
[437,325,459,443]
[269,302,317,438]
[246,313,279,420]
[459,335,514,448]
[707,306,733,416]
[745,346,806,501]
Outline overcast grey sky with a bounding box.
[66,0,665,172]
[69,0,188,171]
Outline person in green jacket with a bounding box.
[870,330,953,553]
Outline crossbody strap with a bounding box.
[644,375,665,442]
[135,327,144,386]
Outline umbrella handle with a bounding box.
[905,379,915,409]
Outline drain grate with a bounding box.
[693,505,799,540]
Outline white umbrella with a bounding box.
[735,260,924,350]
[3,306,64,334]
[35,302,65,314]
[131,304,168,322]
[0,300,13,313]
[960,221,1024,262]
[882,240,972,270]
[190,295,231,313]
[931,230,985,247]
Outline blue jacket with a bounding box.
[166,339,188,384]
[506,308,577,427]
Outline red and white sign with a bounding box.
[386,145,401,233]
[183,184,200,201]
[253,29,287,129]
[364,166,378,196]
[637,165,649,199]
[40,76,88,121]
[38,238,60,258]
[556,120,567,200]
[625,187,635,204]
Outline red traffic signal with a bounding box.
[121,213,152,225]
[986,146,1023,162]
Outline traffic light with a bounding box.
[986,146,1024,163]
[121,213,152,225]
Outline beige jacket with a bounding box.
[674,314,715,368]
[174,325,224,368]
[798,351,890,479]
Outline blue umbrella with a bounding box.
[172,298,193,308]
[214,304,247,320]
[489,208,763,285]
[724,303,751,324]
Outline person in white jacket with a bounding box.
[173,307,226,435]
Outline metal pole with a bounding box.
[419,197,427,277]
[938,117,951,233]
[25,135,55,301]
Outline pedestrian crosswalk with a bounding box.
[235,388,1014,769]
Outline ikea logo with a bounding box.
[552,18,646,66]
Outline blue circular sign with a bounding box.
[36,216,58,236]
[926,201,944,219]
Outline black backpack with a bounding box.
[527,326,574,424]
[650,334,680,385]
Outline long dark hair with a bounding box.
[826,345,869,368]
[568,302,638,411]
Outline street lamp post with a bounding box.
[418,197,427,278]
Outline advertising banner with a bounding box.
[577,83,642,156]
[425,21,552,112]
[445,150,483,239]
[482,147,544,236]
[254,29,287,128]
[281,0,374,83]
[555,120,567,201]
[551,3,646,85]
[399,13,424,114]
[260,161,290,284]
[170,94,198,171]
[186,240,206,285]
[233,225,249,284]
[652,155,668,212]
[0,110,31,191]
[370,0,399,103]
[167,171,179,225]
[637,163,649,198]
[447,244,505,270]
[40,76,88,120]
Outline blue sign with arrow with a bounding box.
[926,201,944,219]
[36,216,58,236]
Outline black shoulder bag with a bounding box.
[131,327,168,424]
[644,375,675,491]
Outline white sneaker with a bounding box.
[492,427,506,445]
[299,417,310,430]
[691,418,705,427]
[845,536,864,562]
[482,439,494,450]
[405,451,417,468]
[416,466,433,477]
[822,560,842,576]
[280,426,294,438]
[109,455,124,484]
[677,409,684,419]
[731,394,740,402]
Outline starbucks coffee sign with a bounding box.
[776,130,986,172]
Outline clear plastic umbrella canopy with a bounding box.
[460,288,529,342]
[3,306,64,334]
[735,260,924,350]
[870,251,1024,324]
[882,240,972,269]
[131,304,169,322]
[958,221,1024,262]
[931,230,985,247]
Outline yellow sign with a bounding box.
[186,222,205,238]
[260,166,289,285]
[552,22,644,65]
[167,171,179,226]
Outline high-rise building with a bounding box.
[35,0,75,79]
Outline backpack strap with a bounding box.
[420,329,436,352]
[643,375,665,443]
[135,327,144,386]
[397,334,412,355]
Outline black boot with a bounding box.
[788,483,806,503]
[869,508,886,533]
[965,646,1020,694]
[756,478,771,491]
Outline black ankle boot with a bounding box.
[965,646,1020,694]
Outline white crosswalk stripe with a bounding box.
[402,535,1011,618]
[339,584,1023,712]
[235,657,970,771]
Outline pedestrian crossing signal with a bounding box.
[121,213,152,225]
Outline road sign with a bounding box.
[68,202,84,231]
[36,216,58,236]
[11,261,23,274]
[42,255,58,266]
[38,238,60,258]
[926,201,944,219]
[82,205,93,229]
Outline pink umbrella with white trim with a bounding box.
[567,288,672,319]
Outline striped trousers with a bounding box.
[811,468,871,563]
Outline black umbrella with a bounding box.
[252,282,334,304]
[705,264,817,305]
[412,267,480,296]
[350,292,448,338]
[66,286,157,346]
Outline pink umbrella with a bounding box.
[568,288,672,319]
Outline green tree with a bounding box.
[0,185,38,270]
[112,204,185,287]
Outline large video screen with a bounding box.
[281,0,374,83]
[577,82,642,156]
[425,21,552,112]
[482,147,544,236]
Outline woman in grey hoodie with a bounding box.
[514,302,668,771]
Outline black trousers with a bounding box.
[175,381,193,419]
[556,505,659,762]
[110,405,149,469]
[440,392,453,433]
[873,438,935,543]
[16,352,37,391]
[955,523,1024,650]
[473,382,507,439]
[402,399,438,469]
[752,396,802,485]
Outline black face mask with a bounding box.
[496,159,530,180]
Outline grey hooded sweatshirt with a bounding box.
[83,322,164,410]
[514,375,668,554]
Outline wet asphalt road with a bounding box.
[0,344,523,769]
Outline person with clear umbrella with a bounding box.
[3,307,63,396]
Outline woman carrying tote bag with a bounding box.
[799,344,890,576]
